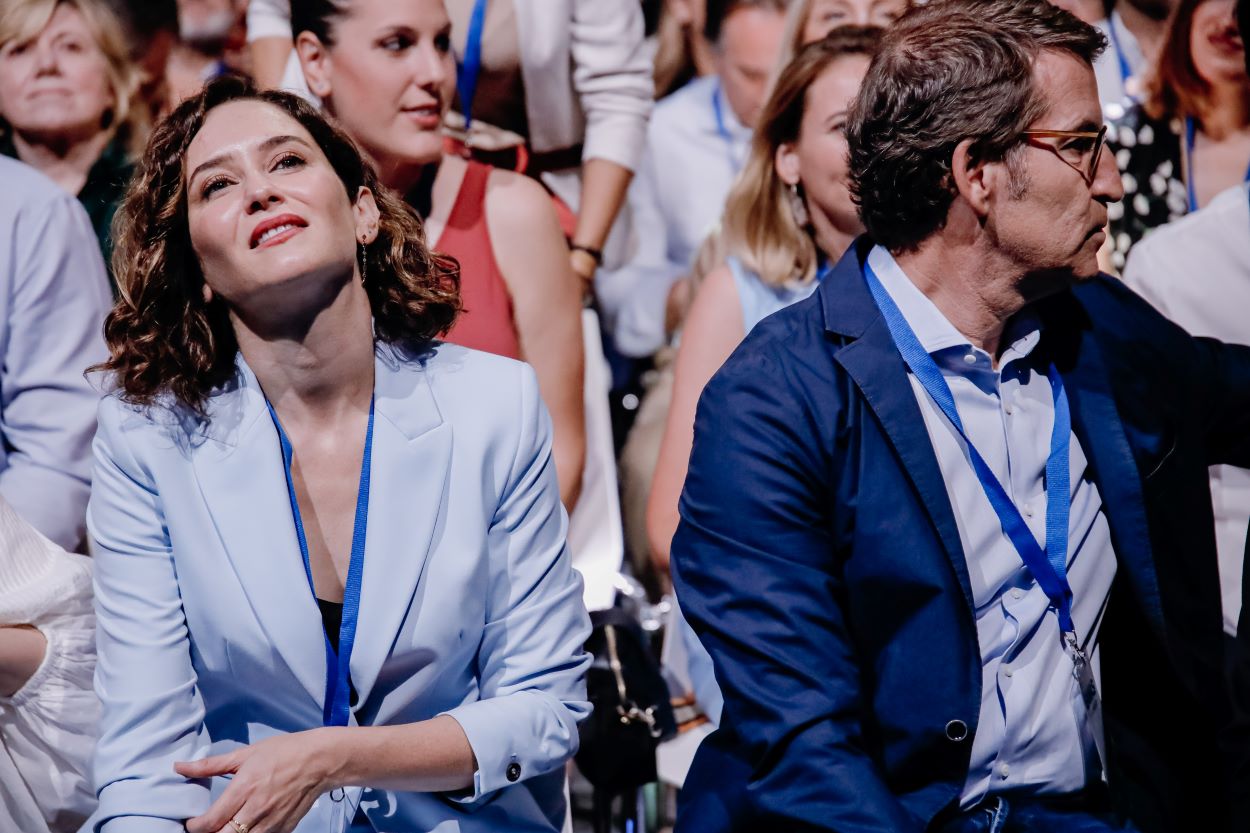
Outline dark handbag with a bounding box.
[575,606,677,791]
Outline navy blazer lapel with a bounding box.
[349,345,452,706]
[825,243,976,612]
[1041,295,1164,631]
[190,360,328,708]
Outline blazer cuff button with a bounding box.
[945,719,969,742]
[506,762,522,782]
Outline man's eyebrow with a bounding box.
[188,134,315,185]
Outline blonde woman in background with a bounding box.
[774,0,908,67]
[0,0,144,278]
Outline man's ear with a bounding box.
[295,31,333,99]
[354,187,381,243]
[774,141,801,186]
[950,138,994,218]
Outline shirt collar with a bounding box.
[706,76,752,142]
[866,245,1043,372]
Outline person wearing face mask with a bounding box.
[86,75,591,833]
[597,0,787,362]
[669,1,1249,831]
[774,0,909,70]
[0,0,144,280]
[292,0,587,517]
[1105,0,1250,271]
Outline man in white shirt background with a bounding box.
[596,0,787,360]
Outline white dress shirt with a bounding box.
[1122,183,1250,636]
[1094,10,1147,120]
[597,75,751,357]
[868,247,1117,807]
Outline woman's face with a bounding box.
[184,100,378,308]
[299,0,455,183]
[1190,0,1246,87]
[801,0,908,43]
[0,4,116,145]
[776,55,871,237]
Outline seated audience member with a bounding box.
[88,76,591,832]
[1085,0,1177,116]
[165,0,248,103]
[1123,186,1250,640]
[0,497,97,833]
[648,28,880,730]
[1106,0,1249,270]
[0,158,109,552]
[0,0,144,276]
[597,0,787,359]
[251,0,653,278]
[293,0,586,509]
[653,0,716,99]
[774,0,909,68]
[670,2,1248,831]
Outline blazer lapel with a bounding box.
[824,243,976,612]
[190,361,327,707]
[1043,298,1164,631]
[348,347,452,706]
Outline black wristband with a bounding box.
[570,244,603,265]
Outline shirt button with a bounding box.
[506,762,522,782]
[963,353,977,365]
[1022,502,1034,518]
[1011,588,1023,600]
[1004,666,1014,678]
[1003,399,1014,415]
[999,763,1011,778]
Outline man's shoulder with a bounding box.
[0,156,76,222]
[649,76,716,137]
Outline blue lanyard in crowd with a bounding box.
[456,0,490,129]
[861,262,1078,638]
[711,81,744,173]
[267,398,376,727]
[1183,117,1250,212]
[1105,14,1136,102]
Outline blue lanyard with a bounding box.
[1183,116,1250,212]
[456,0,489,129]
[711,81,744,173]
[1106,14,1135,102]
[862,262,1078,636]
[267,398,376,727]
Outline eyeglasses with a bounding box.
[1020,125,1108,184]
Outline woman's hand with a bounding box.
[176,728,340,833]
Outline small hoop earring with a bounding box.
[358,240,367,285]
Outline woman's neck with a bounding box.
[11,128,111,195]
[1198,84,1250,140]
[807,204,855,267]
[233,275,377,426]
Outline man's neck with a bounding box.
[891,241,1030,361]
[1116,1,1169,62]
[11,128,111,195]
[233,275,377,428]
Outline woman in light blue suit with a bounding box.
[87,75,591,833]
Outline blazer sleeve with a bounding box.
[0,187,108,552]
[568,0,654,172]
[441,363,592,801]
[88,400,211,833]
[671,349,923,833]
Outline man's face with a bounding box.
[983,50,1123,283]
[715,5,786,128]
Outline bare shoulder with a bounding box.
[481,168,563,239]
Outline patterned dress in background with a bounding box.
[1105,103,1189,272]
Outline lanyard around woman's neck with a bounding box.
[456,0,490,129]
[267,397,376,727]
[1183,116,1250,212]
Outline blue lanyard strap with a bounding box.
[267,398,376,727]
[711,81,744,173]
[1106,15,1135,100]
[456,0,489,129]
[1184,116,1250,213]
[862,262,1077,636]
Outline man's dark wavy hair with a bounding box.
[846,0,1105,252]
[98,74,460,415]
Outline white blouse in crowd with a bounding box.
[0,497,98,833]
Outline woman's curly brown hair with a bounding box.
[99,74,460,414]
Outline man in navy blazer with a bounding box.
[671,2,1250,832]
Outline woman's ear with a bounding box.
[775,141,802,186]
[295,31,333,99]
[354,187,381,243]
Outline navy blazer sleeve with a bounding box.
[670,338,923,833]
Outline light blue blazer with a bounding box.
[86,342,592,832]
